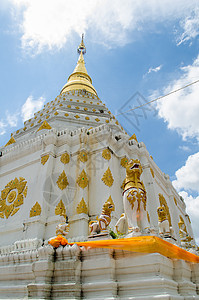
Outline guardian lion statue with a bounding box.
[123,159,149,233]
[157,206,171,236]
[89,201,114,235]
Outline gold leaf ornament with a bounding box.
[41,154,49,165]
[55,200,66,216]
[0,177,28,219]
[78,150,88,163]
[102,149,111,160]
[76,169,89,189]
[76,198,88,214]
[30,202,42,217]
[60,152,70,164]
[101,167,114,187]
[120,157,129,168]
[57,171,69,190]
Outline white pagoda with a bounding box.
[0,37,198,299]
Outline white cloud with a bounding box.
[156,55,199,141]
[6,111,19,127]
[21,95,45,121]
[179,191,199,245]
[0,121,6,136]
[179,145,191,152]
[7,0,199,54]
[177,8,199,45]
[173,152,199,192]
[147,65,162,74]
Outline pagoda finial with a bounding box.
[77,34,86,55]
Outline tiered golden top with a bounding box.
[61,37,97,96]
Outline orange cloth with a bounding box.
[70,236,199,263]
[48,235,68,248]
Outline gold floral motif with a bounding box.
[30,202,41,217]
[102,149,111,160]
[102,167,114,187]
[78,150,88,163]
[0,212,4,219]
[65,113,69,117]
[159,193,171,226]
[120,157,129,168]
[174,197,177,205]
[60,152,70,164]
[129,134,138,142]
[5,136,16,147]
[37,120,52,132]
[76,198,88,214]
[76,169,88,189]
[54,111,58,115]
[85,117,90,120]
[95,118,100,122]
[57,171,69,190]
[0,177,27,219]
[55,200,66,216]
[150,167,154,178]
[41,154,49,165]
[74,115,80,119]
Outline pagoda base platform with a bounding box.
[0,242,198,299]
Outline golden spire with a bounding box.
[61,35,97,96]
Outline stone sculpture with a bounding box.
[123,159,149,233]
[89,201,114,235]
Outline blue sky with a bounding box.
[0,0,199,242]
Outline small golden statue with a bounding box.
[89,201,114,235]
[49,213,70,248]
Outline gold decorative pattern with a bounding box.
[65,113,69,117]
[76,198,88,214]
[54,111,58,115]
[174,197,177,205]
[60,152,70,164]
[121,178,126,190]
[5,136,16,147]
[41,154,49,165]
[30,202,41,217]
[147,211,150,223]
[150,167,154,178]
[74,115,80,119]
[95,118,100,122]
[37,120,52,132]
[106,196,115,211]
[121,157,129,168]
[57,171,69,190]
[159,193,171,226]
[101,167,114,187]
[76,169,88,189]
[0,177,27,219]
[102,149,111,160]
[129,134,138,142]
[186,214,191,223]
[85,117,90,120]
[78,150,88,163]
[55,200,66,216]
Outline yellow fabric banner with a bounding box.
[71,236,199,263]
